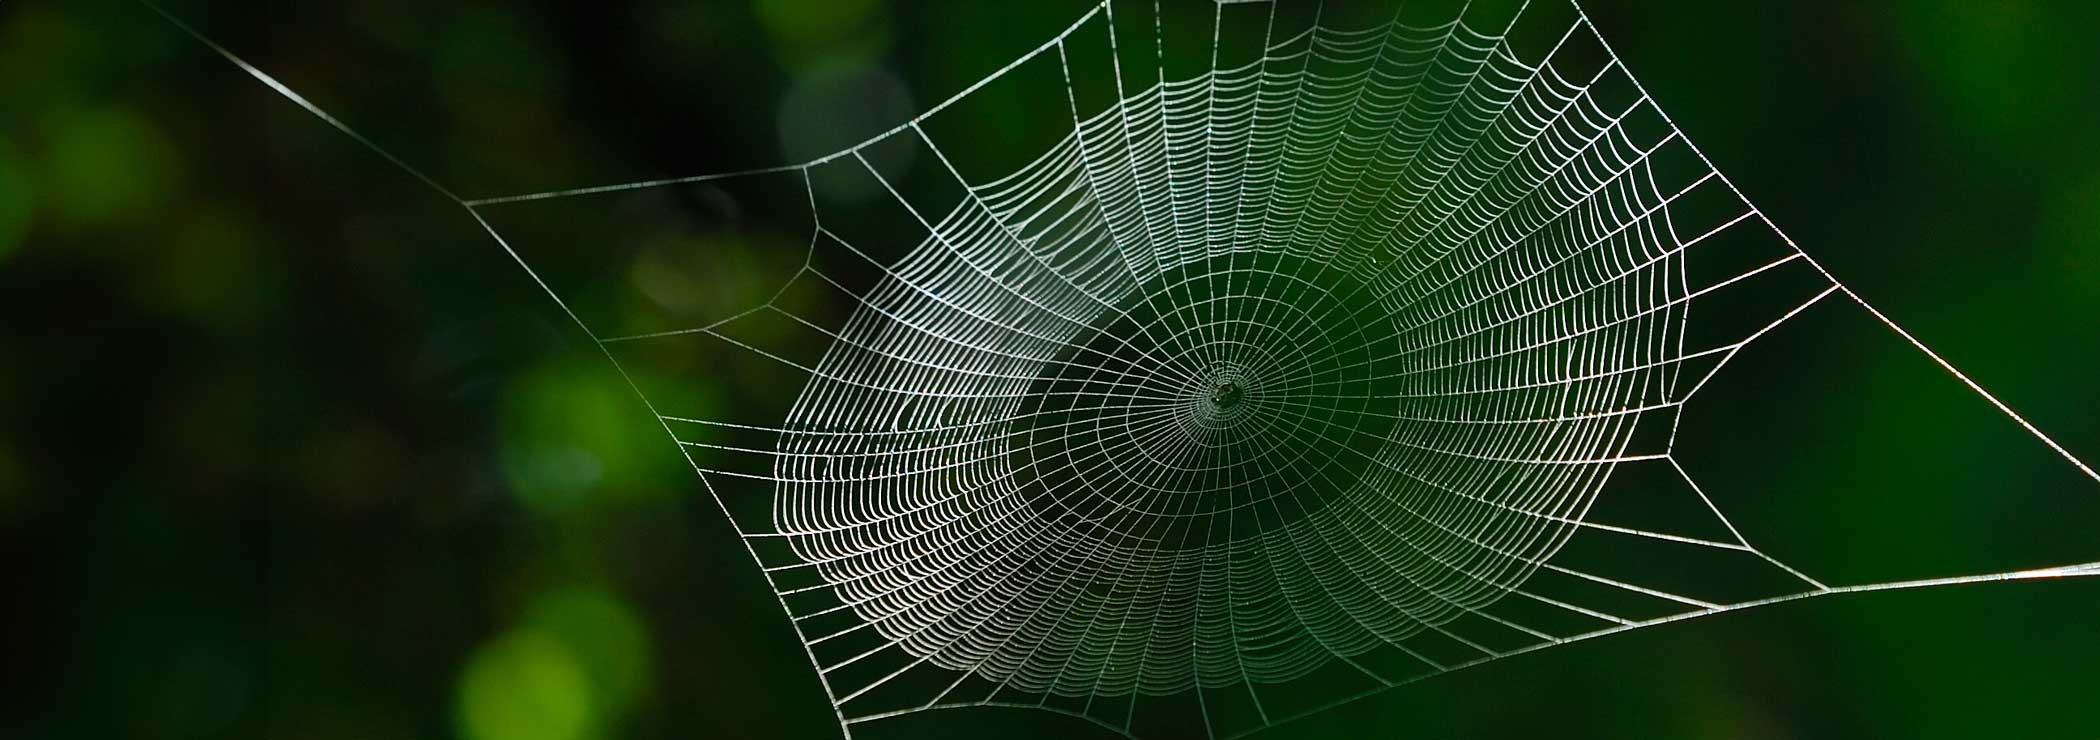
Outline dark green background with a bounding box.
[4,0,2096,738]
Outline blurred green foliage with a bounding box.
[2,1,2094,739]
[457,630,596,740]
[0,145,34,262]
[456,586,654,740]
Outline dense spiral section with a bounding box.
[772,8,1688,701]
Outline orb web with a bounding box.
[146,0,2100,737]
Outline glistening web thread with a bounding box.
[147,0,2100,738]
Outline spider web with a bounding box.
[151,0,2100,738]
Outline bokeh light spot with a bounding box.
[525,586,654,719]
[777,61,915,202]
[499,358,656,515]
[628,233,773,320]
[455,631,593,740]
[0,146,33,262]
[43,106,182,229]
[752,0,882,50]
